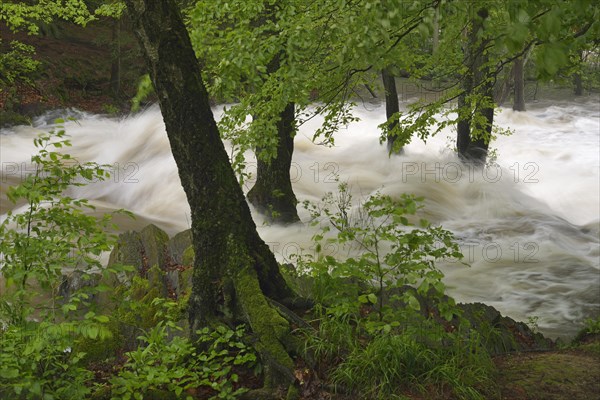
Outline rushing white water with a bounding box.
[1,98,599,338]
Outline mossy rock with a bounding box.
[140,224,170,271]
[107,230,144,272]
[107,224,170,275]
[182,245,194,266]
[459,302,555,354]
[168,229,192,265]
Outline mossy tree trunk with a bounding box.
[513,56,526,111]
[247,102,300,224]
[456,8,493,166]
[124,0,299,392]
[382,68,403,154]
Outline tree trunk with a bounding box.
[109,18,121,98]
[382,69,403,154]
[248,103,300,223]
[124,0,300,392]
[573,73,583,96]
[574,51,584,96]
[513,56,526,111]
[457,8,492,165]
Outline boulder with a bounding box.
[167,229,192,265]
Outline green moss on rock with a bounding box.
[182,245,195,266]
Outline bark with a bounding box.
[382,68,403,154]
[574,50,584,96]
[574,73,583,96]
[247,103,300,223]
[457,8,492,166]
[124,0,299,392]
[109,18,121,98]
[513,56,526,111]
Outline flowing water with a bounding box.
[1,97,599,339]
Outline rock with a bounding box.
[58,270,101,307]
[371,286,555,354]
[182,245,195,266]
[167,229,192,265]
[107,230,144,273]
[139,224,170,272]
[459,302,554,354]
[104,225,193,300]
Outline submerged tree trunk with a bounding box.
[513,56,526,111]
[248,103,299,223]
[457,8,492,165]
[124,0,300,392]
[382,69,402,154]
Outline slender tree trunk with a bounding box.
[248,103,300,223]
[109,18,121,98]
[382,68,402,154]
[124,0,300,392]
[513,56,526,111]
[574,51,584,96]
[432,5,441,89]
[457,8,492,165]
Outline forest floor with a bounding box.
[489,336,600,400]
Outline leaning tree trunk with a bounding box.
[248,103,300,224]
[124,0,300,393]
[382,68,403,154]
[513,56,526,111]
[457,8,492,165]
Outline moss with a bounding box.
[496,348,600,400]
[230,237,295,390]
[147,264,167,297]
[182,245,195,266]
[140,224,170,270]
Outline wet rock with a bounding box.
[105,225,192,300]
[139,224,170,272]
[459,302,555,354]
[168,229,192,265]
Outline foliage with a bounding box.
[0,0,124,98]
[0,323,92,399]
[294,183,494,398]
[0,124,124,325]
[0,317,115,400]
[331,324,494,400]
[130,74,153,112]
[301,182,463,333]
[583,316,600,335]
[0,40,40,87]
[110,299,256,400]
[0,1,95,35]
[184,0,432,178]
[0,125,126,398]
[384,0,599,154]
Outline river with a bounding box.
[1,97,598,338]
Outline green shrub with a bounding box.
[301,182,463,332]
[0,126,128,398]
[297,183,493,399]
[110,302,256,400]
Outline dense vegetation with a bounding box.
[1,0,599,399]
